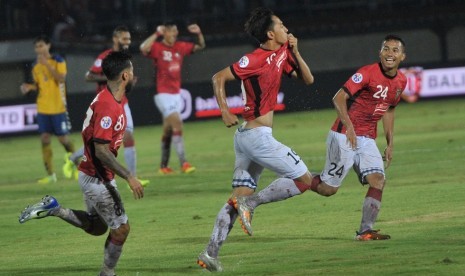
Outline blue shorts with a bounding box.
[37,113,71,136]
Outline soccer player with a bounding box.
[19,51,144,276]
[197,8,315,271]
[20,35,77,184]
[306,34,407,241]
[68,25,148,185]
[140,21,206,174]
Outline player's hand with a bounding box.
[221,111,239,128]
[345,127,357,149]
[20,83,30,95]
[156,25,165,36]
[128,176,144,199]
[187,24,202,34]
[37,54,48,65]
[287,33,299,53]
[383,146,393,169]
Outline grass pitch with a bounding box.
[1,97,464,275]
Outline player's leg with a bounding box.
[166,93,195,173]
[69,146,84,165]
[353,137,389,240]
[154,93,175,174]
[198,132,261,271]
[36,114,56,183]
[232,127,312,234]
[53,113,77,179]
[312,130,355,196]
[122,103,137,176]
[81,176,129,276]
[165,111,195,173]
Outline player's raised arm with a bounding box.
[139,25,164,55]
[212,67,238,128]
[188,24,206,52]
[288,34,314,85]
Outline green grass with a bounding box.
[1,98,465,275]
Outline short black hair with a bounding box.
[102,51,132,81]
[113,25,130,37]
[383,34,406,52]
[163,20,177,27]
[244,7,275,44]
[34,34,50,45]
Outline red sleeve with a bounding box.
[231,53,261,80]
[283,48,298,76]
[92,101,117,143]
[148,42,159,60]
[179,41,195,56]
[342,66,371,96]
[89,52,108,74]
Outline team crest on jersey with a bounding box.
[395,88,402,100]
[94,59,102,67]
[100,116,112,129]
[238,56,249,68]
[351,73,363,83]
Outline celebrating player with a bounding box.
[67,25,148,185]
[19,51,144,276]
[197,8,315,272]
[140,21,205,174]
[20,35,77,184]
[309,34,407,240]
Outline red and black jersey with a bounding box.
[89,49,112,93]
[331,62,407,139]
[230,42,298,121]
[89,49,128,105]
[79,88,126,182]
[145,41,195,94]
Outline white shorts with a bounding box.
[232,125,308,190]
[320,130,384,187]
[123,102,134,133]
[78,172,128,229]
[154,93,181,118]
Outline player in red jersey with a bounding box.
[140,21,205,175]
[68,26,148,185]
[197,8,314,271]
[19,51,144,276]
[309,35,407,241]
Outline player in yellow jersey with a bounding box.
[20,35,77,184]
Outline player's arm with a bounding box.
[212,67,238,128]
[187,24,206,52]
[288,34,313,85]
[139,25,164,55]
[94,142,144,199]
[382,107,396,168]
[333,88,357,149]
[85,71,107,82]
[19,83,38,95]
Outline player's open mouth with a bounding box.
[384,58,395,64]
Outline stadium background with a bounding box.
[0,0,464,135]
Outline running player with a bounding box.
[20,35,77,184]
[19,51,144,276]
[308,34,407,240]
[140,21,205,174]
[68,25,148,185]
[197,8,315,271]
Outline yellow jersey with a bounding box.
[32,55,67,114]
